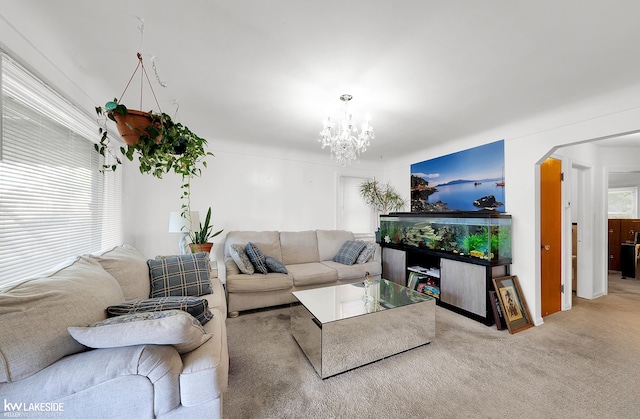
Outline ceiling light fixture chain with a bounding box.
[319,94,374,166]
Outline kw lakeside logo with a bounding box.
[3,400,64,417]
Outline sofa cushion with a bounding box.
[322,260,383,281]
[286,262,338,287]
[265,256,288,274]
[246,242,268,274]
[226,273,293,293]
[68,310,212,354]
[0,257,125,383]
[333,240,367,265]
[356,241,377,264]
[229,244,255,274]
[148,253,212,297]
[316,230,355,261]
[107,296,213,325]
[89,244,151,301]
[280,230,319,265]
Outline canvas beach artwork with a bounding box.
[411,140,505,213]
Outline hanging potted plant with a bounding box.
[94,53,213,213]
[95,99,212,209]
[188,206,223,254]
[104,100,160,146]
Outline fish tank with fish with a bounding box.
[379,212,512,264]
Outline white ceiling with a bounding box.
[2,1,640,161]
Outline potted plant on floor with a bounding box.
[188,206,224,254]
[359,178,406,242]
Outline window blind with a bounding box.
[0,53,123,289]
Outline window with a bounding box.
[608,187,637,219]
[0,53,122,289]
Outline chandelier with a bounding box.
[319,94,374,166]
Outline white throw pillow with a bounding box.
[229,244,255,274]
[68,310,211,354]
[356,242,377,264]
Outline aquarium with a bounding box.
[380,212,512,263]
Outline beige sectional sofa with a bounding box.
[0,244,228,419]
[224,230,382,316]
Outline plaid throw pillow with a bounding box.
[246,242,268,274]
[333,240,367,265]
[148,253,212,298]
[107,296,213,325]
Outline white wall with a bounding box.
[122,138,384,273]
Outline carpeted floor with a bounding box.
[223,273,640,419]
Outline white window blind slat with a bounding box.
[0,52,123,289]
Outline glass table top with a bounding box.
[292,278,433,324]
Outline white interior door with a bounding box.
[337,176,373,239]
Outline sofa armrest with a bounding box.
[203,278,227,317]
[0,345,183,417]
[224,257,240,276]
[179,307,229,406]
[373,243,382,262]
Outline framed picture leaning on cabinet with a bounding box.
[492,275,533,334]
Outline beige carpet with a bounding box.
[223,273,640,419]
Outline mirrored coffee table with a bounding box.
[291,279,435,379]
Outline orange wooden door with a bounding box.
[540,157,562,316]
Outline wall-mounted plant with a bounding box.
[359,177,406,219]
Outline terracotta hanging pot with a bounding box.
[110,109,162,145]
[189,243,213,254]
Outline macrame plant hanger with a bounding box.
[105,52,166,146]
[117,52,163,114]
[118,16,165,112]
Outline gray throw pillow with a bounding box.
[246,242,268,274]
[148,253,212,298]
[333,240,367,265]
[356,242,376,264]
[107,296,213,325]
[265,256,288,274]
[229,244,255,274]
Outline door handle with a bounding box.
[541,244,550,250]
